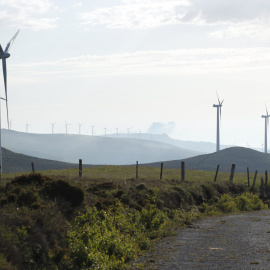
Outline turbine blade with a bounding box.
[2,58,9,129]
[0,45,3,55]
[5,30,20,53]
[216,91,220,104]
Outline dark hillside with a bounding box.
[144,147,270,173]
[2,148,83,173]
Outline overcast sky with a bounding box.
[1,0,270,148]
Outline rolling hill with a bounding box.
[2,147,82,173]
[2,129,203,165]
[144,147,270,173]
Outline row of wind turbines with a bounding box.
[213,94,270,154]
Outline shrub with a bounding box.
[235,192,268,211]
[216,194,238,213]
[45,180,84,207]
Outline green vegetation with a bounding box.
[0,167,268,269]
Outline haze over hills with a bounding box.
[2,129,203,165]
[108,133,232,153]
[145,147,270,173]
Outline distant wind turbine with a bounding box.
[0,30,19,173]
[79,123,83,135]
[126,127,131,138]
[213,93,224,152]
[261,106,270,153]
[92,125,94,136]
[104,127,107,136]
[50,122,56,134]
[26,123,29,133]
[65,121,70,134]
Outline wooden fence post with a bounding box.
[160,162,163,180]
[229,164,235,182]
[214,165,219,182]
[136,161,138,179]
[265,170,268,187]
[31,162,35,173]
[247,167,250,187]
[181,161,185,182]
[252,170,258,189]
[260,177,265,198]
[79,159,82,178]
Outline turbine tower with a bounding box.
[65,121,70,134]
[79,123,83,135]
[261,107,270,153]
[213,93,223,152]
[0,30,19,173]
[50,122,56,134]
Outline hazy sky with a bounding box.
[1,0,270,148]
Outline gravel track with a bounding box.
[138,210,270,269]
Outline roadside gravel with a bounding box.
[137,210,270,269]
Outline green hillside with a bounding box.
[2,148,85,173]
[145,147,270,173]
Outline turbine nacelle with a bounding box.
[0,53,10,59]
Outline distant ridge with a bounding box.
[2,129,203,165]
[144,147,270,173]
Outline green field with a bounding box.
[2,165,263,186]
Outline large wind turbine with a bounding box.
[0,30,20,129]
[213,93,223,152]
[261,107,270,153]
[0,30,19,173]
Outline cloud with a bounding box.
[183,0,270,24]
[73,2,82,8]
[0,0,58,30]
[147,122,176,135]
[9,47,270,83]
[77,0,270,40]
[78,0,190,29]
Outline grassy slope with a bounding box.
[2,147,86,173]
[144,146,270,173]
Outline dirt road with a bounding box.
[138,210,270,269]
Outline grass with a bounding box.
[0,165,263,184]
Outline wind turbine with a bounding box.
[261,106,270,153]
[65,121,70,134]
[126,127,131,138]
[79,123,83,135]
[92,125,94,136]
[0,30,19,129]
[213,93,223,152]
[0,30,19,173]
[50,122,56,134]
[26,123,29,133]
